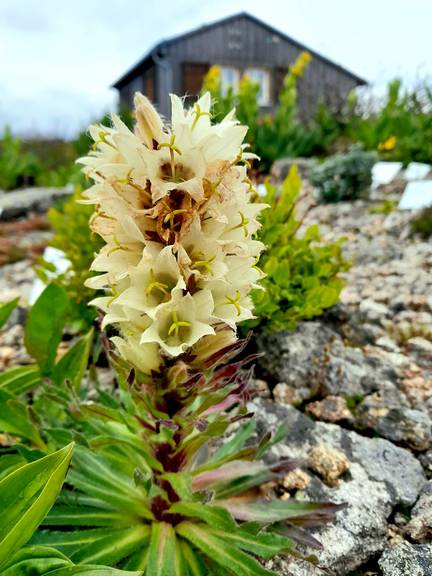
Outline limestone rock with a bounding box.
[306,395,353,423]
[379,541,432,576]
[406,481,432,542]
[251,400,426,574]
[0,187,71,220]
[359,298,390,324]
[308,444,350,486]
[407,337,432,368]
[355,385,432,451]
[419,450,432,479]
[256,322,403,399]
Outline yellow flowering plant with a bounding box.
[0,93,344,575]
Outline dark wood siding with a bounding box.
[143,67,156,102]
[182,63,210,98]
[165,15,360,117]
[118,14,363,118]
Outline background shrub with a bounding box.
[243,165,350,333]
[36,188,103,332]
[410,206,432,239]
[0,127,42,190]
[310,146,376,203]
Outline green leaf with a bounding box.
[68,445,153,519]
[176,522,276,576]
[0,443,74,568]
[160,472,193,501]
[43,504,137,527]
[0,365,42,395]
[32,525,150,565]
[207,527,294,559]
[179,540,207,576]
[52,328,93,390]
[24,284,69,375]
[0,297,19,329]
[0,545,73,576]
[169,502,236,531]
[219,499,341,523]
[209,419,256,464]
[146,522,177,576]
[0,389,45,447]
[0,453,26,480]
[256,422,290,459]
[48,567,143,576]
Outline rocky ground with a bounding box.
[251,190,432,574]
[0,184,431,575]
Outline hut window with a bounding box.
[245,68,271,106]
[220,66,240,95]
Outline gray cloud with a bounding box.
[0,0,430,137]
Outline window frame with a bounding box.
[244,67,271,106]
[219,66,240,96]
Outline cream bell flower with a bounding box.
[140,290,215,356]
[115,244,186,320]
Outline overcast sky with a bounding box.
[0,0,430,138]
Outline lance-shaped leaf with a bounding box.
[176,522,277,576]
[52,328,93,391]
[206,526,294,559]
[160,471,193,500]
[168,501,236,531]
[24,284,69,375]
[42,503,137,527]
[207,418,256,464]
[0,364,42,395]
[0,545,73,576]
[0,453,26,480]
[67,445,153,518]
[0,389,45,448]
[0,296,19,329]
[256,422,290,459]
[194,458,300,499]
[146,522,178,576]
[217,499,346,525]
[48,566,143,575]
[192,461,266,492]
[32,525,150,565]
[179,540,207,576]
[0,443,74,568]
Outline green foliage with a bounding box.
[0,443,74,569]
[246,166,349,332]
[36,188,103,331]
[0,283,344,574]
[410,206,432,239]
[347,79,432,165]
[1,546,143,576]
[0,127,42,190]
[368,199,397,215]
[24,284,69,376]
[1,107,132,192]
[0,296,19,329]
[37,163,86,188]
[52,328,94,390]
[310,146,376,203]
